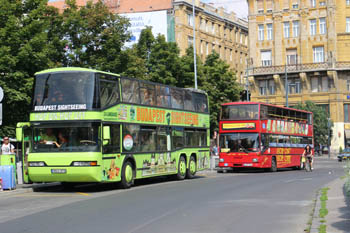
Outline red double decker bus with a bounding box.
[218,102,313,172]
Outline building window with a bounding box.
[268,79,275,95]
[188,36,193,47]
[313,46,324,62]
[187,13,193,26]
[230,49,233,61]
[287,78,302,94]
[205,20,209,32]
[261,50,272,66]
[259,80,267,96]
[310,0,316,7]
[347,0,350,5]
[292,3,299,8]
[346,18,350,32]
[311,76,331,92]
[200,40,203,54]
[267,24,273,40]
[240,34,243,44]
[286,49,298,64]
[211,23,215,34]
[200,18,205,30]
[258,24,264,41]
[293,21,299,37]
[206,42,209,55]
[319,1,326,6]
[283,22,290,38]
[319,18,326,35]
[257,0,264,13]
[347,79,350,91]
[345,104,350,122]
[310,19,317,35]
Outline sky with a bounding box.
[201,0,248,19]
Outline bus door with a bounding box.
[16,122,31,184]
[102,124,121,181]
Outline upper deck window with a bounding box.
[221,104,259,120]
[33,72,98,111]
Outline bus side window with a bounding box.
[121,78,140,104]
[103,124,120,154]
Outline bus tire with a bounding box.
[270,157,277,172]
[121,160,135,189]
[176,156,186,180]
[186,156,196,179]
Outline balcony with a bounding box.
[250,62,350,76]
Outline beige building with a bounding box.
[49,0,248,82]
[247,0,350,152]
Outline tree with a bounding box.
[0,0,63,137]
[294,101,333,146]
[61,0,131,73]
[201,52,242,133]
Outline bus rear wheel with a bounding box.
[176,156,186,180]
[186,156,196,179]
[121,160,134,189]
[270,157,277,172]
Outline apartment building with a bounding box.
[247,0,350,151]
[48,0,248,82]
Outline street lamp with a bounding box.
[192,0,198,89]
[327,118,331,158]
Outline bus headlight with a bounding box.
[29,162,46,167]
[219,158,224,162]
[71,161,98,166]
[252,158,258,163]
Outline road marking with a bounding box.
[285,178,313,183]
[76,192,90,196]
[14,194,79,197]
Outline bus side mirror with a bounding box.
[103,126,110,146]
[16,128,23,142]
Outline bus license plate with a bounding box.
[51,169,67,174]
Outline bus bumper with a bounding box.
[28,166,102,183]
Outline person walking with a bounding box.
[1,137,15,155]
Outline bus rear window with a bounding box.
[221,104,259,120]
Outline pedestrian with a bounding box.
[302,144,313,170]
[1,137,15,155]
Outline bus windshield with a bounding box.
[32,122,100,152]
[221,104,259,120]
[220,133,259,153]
[33,72,97,111]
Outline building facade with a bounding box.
[49,0,248,82]
[247,0,350,151]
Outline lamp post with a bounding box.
[192,0,198,89]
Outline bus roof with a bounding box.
[35,67,120,77]
[221,102,312,114]
[35,67,208,95]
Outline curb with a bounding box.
[309,190,321,233]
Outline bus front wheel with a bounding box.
[186,156,196,179]
[121,160,135,189]
[177,156,186,180]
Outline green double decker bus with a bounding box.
[16,67,210,188]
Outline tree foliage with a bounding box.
[0,0,62,137]
[294,101,333,146]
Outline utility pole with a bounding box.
[285,57,289,107]
[192,0,198,89]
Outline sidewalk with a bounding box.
[310,174,350,233]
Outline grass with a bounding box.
[319,224,327,233]
[319,187,329,218]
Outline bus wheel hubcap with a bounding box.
[125,165,133,183]
[180,160,186,175]
[190,160,196,173]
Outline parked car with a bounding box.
[338,148,350,162]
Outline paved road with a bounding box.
[0,158,344,233]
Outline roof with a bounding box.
[221,102,312,114]
[48,0,172,13]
